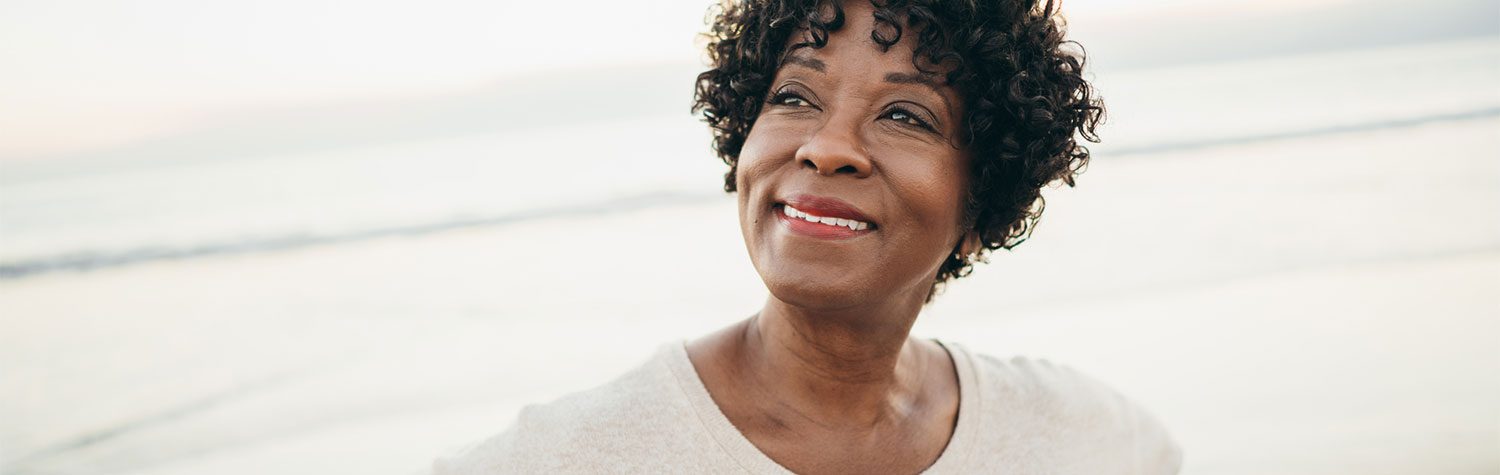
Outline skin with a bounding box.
[686,2,981,473]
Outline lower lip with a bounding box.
[774,205,874,240]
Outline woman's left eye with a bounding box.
[884,108,934,131]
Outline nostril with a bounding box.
[801,158,818,170]
[836,165,857,174]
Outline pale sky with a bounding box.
[0,0,712,158]
[0,0,1423,161]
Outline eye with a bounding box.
[768,91,813,108]
[883,107,935,132]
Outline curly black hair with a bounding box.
[693,0,1103,297]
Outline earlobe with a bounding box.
[957,230,981,257]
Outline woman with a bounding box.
[436,0,1180,473]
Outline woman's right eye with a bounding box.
[769,92,812,107]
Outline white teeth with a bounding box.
[781,205,871,231]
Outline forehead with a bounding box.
[779,1,953,86]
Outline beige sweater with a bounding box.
[433,339,1181,474]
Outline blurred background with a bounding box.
[2,0,1497,473]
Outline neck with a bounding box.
[737,292,930,428]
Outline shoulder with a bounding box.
[962,348,1183,474]
[432,344,707,474]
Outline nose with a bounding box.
[794,118,873,178]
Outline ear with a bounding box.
[957,230,982,257]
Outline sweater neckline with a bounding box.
[663,337,980,474]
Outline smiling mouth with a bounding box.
[780,204,872,231]
[770,200,879,240]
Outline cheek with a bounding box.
[883,157,969,279]
[737,123,792,182]
[735,120,807,202]
[735,124,788,236]
[884,153,969,232]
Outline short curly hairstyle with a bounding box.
[693,0,1103,296]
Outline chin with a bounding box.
[758,269,878,311]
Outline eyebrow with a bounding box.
[779,52,955,119]
[884,72,944,96]
[885,72,954,114]
[782,54,826,72]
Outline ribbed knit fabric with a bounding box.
[433,339,1181,474]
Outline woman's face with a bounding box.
[736,1,971,310]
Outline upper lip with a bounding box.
[780,194,877,226]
